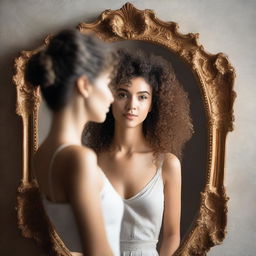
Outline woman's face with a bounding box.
[87,71,114,123]
[111,77,153,128]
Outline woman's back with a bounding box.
[25,29,120,256]
[35,143,124,255]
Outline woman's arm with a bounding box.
[61,146,113,256]
[159,153,181,256]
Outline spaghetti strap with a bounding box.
[48,143,74,201]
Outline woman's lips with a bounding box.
[123,113,138,120]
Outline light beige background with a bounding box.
[0,0,255,255]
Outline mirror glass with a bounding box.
[38,39,207,247]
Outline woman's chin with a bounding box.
[121,121,141,129]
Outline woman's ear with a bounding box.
[76,75,92,98]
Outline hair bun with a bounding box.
[25,50,55,88]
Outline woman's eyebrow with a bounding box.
[117,88,128,92]
[117,88,151,95]
[137,91,151,95]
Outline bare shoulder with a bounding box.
[56,145,102,199]
[59,145,99,178]
[65,145,97,163]
[162,153,181,184]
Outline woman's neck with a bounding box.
[47,105,88,146]
[111,123,150,154]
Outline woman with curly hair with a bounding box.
[83,49,194,256]
[25,29,124,256]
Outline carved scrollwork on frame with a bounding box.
[175,186,229,256]
[13,2,236,256]
[13,50,41,182]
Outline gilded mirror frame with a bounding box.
[13,2,236,256]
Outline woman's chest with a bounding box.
[98,153,160,200]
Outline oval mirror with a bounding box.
[13,3,236,256]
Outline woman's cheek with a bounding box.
[114,102,123,114]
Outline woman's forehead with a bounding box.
[118,77,152,92]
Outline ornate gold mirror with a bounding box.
[13,2,236,256]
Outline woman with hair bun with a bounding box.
[25,29,124,256]
[83,49,194,256]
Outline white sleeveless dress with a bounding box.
[42,144,124,256]
[120,166,164,256]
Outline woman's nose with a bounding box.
[126,97,137,110]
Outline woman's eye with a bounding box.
[139,95,148,100]
[117,92,127,98]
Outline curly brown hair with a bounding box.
[82,49,194,161]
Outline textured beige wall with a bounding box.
[0,0,255,255]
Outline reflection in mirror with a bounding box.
[95,41,205,248]
[38,40,206,251]
[112,40,207,242]
[83,46,194,255]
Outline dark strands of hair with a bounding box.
[83,49,194,163]
[25,29,116,112]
